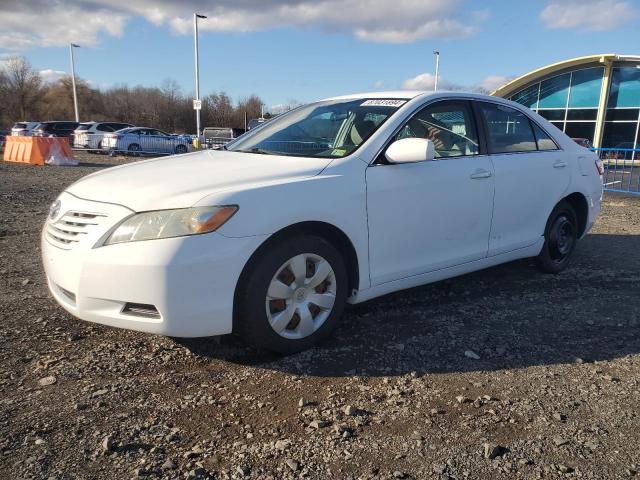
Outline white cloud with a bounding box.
[540,0,637,31]
[0,0,484,50]
[402,73,449,91]
[0,1,127,49]
[476,75,510,93]
[39,69,67,83]
[401,72,511,93]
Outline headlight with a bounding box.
[103,206,238,245]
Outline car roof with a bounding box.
[322,90,425,101]
[320,90,520,105]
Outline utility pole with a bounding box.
[433,50,440,92]
[194,13,207,142]
[69,43,80,122]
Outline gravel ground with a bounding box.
[1,153,639,480]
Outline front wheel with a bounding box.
[175,144,187,154]
[127,143,141,156]
[236,235,348,354]
[535,201,578,274]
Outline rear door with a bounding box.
[475,101,571,256]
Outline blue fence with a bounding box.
[592,148,640,195]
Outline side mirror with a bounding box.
[385,138,435,164]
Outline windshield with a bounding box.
[226,98,405,158]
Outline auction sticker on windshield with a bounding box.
[360,99,406,107]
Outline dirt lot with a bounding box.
[1,153,639,480]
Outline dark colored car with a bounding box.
[571,138,592,149]
[32,121,80,138]
[0,129,9,149]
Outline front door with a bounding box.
[366,100,495,286]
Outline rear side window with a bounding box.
[96,124,113,132]
[531,122,559,151]
[479,103,537,154]
[395,100,479,158]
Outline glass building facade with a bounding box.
[500,57,640,149]
[602,67,640,149]
[509,67,603,145]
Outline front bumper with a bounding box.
[42,193,267,337]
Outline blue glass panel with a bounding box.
[538,73,570,108]
[608,67,640,108]
[602,122,637,148]
[568,67,603,108]
[511,84,539,109]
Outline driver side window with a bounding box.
[396,100,479,158]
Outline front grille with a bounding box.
[46,211,107,249]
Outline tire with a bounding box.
[236,234,348,354]
[127,143,141,157]
[535,201,578,274]
[175,144,187,154]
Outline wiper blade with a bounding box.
[235,147,281,155]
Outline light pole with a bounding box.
[69,43,80,122]
[433,50,440,92]
[193,13,206,142]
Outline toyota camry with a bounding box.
[42,91,603,353]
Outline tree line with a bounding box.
[0,56,264,133]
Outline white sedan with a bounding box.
[101,127,192,155]
[42,91,603,353]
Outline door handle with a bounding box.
[553,161,568,168]
[470,169,492,179]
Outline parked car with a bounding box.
[572,138,592,149]
[602,142,638,160]
[11,121,40,136]
[32,121,79,138]
[101,127,192,155]
[247,118,266,130]
[73,121,133,150]
[0,129,9,149]
[42,91,603,353]
[202,127,244,149]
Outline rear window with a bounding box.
[13,123,27,129]
[76,123,92,131]
[115,127,133,134]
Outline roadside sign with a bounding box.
[193,99,202,110]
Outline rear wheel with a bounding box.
[535,201,578,274]
[236,235,348,354]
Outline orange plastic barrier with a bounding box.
[3,136,74,166]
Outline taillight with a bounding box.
[595,159,604,176]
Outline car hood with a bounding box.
[66,150,333,211]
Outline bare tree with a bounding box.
[1,56,42,121]
[0,60,265,134]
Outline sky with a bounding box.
[1,0,639,112]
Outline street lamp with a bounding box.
[433,50,440,92]
[69,43,80,122]
[193,13,207,142]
